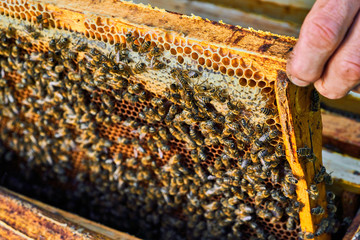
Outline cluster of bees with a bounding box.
[0,22,338,240]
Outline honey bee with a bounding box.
[81,82,95,92]
[326,191,336,203]
[57,37,70,49]
[157,140,170,152]
[194,164,207,182]
[197,147,207,162]
[275,143,286,157]
[269,190,286,203]
[150,97,164,107]
[308,184,319,200]
[169,83,180,93]
[137,125,149,139]
[195,94,211,104]
[285,173,298,184]
[327,204,337,214]
[311,89,320,111]
[93,110,104,122]
[128,83,142,94]
[204,138,220,147]
[256,208,272,220]
[9,45,19,58]
[260,107,274,116]
[217,153,230,169]
[126,33,135,43]
[202,202,219,212]
[170,69,191,91]
[24,25,40,39]
[230,187,245,200]
[324,173,333,185]
[297,145,313,157]
[315,219,330,237]
[123,92,139,104]
[259,129,280,143]
[5,25,16,38]
[145,138,157,153]
[34,13,43,23]
[234,132,251,145]
[285,205,298,219]
[68,72,82,82]
[117,49,131,65]
[133,62,146,74]
[237,204,254,215]
[132,138,146,156]
[101,94,114,108]
[147,46,162,59]
[239,118,253,136]
[168,104,178,116]
[65,51,78,61]
[64,59,77,72]
[52,64,65,74]
[168,93,181,102]
[150,60,166,70]
[270,168,280,184]
[186,70,201,78]
[257,148,269,162]
[194,84,209,94]
[169,154,182,165]
[123,118,139,129]
[189,127,203,146]
[117,137,131,145]
[268,202,284,220]
[314,166,326,184]
[145,107,161,122]
[226,101,241,115]
[158,127,170,141]
[114,42,125,53]
[47,38,58,52]
[225,122,241,136]
[131,42,139,52]
[75,42,88,52]
[0,77,7,88]
[113,76,128,88]
[139,40,152,53]
[282,181,296,199]
[183,90,196,109]
[210,87,228,103]
[188,149,199,163]
[220,138,236,150]
[311,206,324,215]
[285,217,296,230]
[88,48,102,60]
[168,127,183,141]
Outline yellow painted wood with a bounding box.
[276,73,328,240]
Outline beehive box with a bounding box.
[0,0,337,239]
[0,186,139,240]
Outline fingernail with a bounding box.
[289,76,310,87]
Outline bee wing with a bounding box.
[133,148,138,158]
[158,148,164,159]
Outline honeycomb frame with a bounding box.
[0,0,331,239]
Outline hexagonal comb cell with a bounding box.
[0,0,333,240]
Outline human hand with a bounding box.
[286,0,360,99]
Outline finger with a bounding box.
[287,0,360,86]
[314,11,360,99]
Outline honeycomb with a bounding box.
[0,0,337,240]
